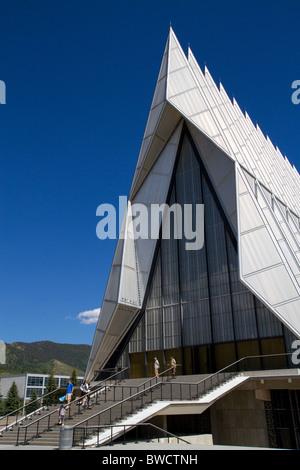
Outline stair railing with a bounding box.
[72,352,295,446]
[171,352,293,401]
[78,423,191,448]
[8,352,295,446]
[14,367,129,446]
[0,386,62,432]
[106,364,182,402]
[72,365,181,445]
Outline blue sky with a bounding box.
[0,0,299,346]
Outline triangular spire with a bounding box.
[86,28,300,382]
[129,28,181,199]
[130,27,229,199]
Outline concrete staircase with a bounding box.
[81,374,249,447]
[0,373,248,448]
[0,377,148,447]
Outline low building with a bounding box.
[0,373,83,407]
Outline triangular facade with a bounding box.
[86,28,300,381]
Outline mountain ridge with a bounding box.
[0,341,91,376]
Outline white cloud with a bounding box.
[77,308,100,325]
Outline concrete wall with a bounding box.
[210,389,269,448]
[152,434,213,445]
[0,341,6,364]
[0,375,26,401]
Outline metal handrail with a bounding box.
[71,352,295,446]
[10,353,295,446]
[134,364,182,390]
[169,353,294,400]
[71,373,223,445]
[0,385,62,431]
[77,423,191,448]
[103,364,182,401]
[14,367,129,446]
[71,365,179,441]
[189,352,293,389]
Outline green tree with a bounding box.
[44,371,57,406]
[5,381,22,414]
[0,393,5,416]
[70,368,79,387]
[25,389,40,415]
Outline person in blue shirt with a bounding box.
[66,379,73,404]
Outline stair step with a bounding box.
[0,374,241,447]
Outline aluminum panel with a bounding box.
[132,124,182,300]
[187,122,237,234]
[130,104,182,198]
[170,88,207,116]
[275,299,300,334]
[262,206,285,241]
[245,265,299,306]
[238,168,300,337]
[188,54,239,160]
[187,48,206,87]
[238,192,264,233]
[144,102,165,139]
[278,239,300,277]
[168,66,197,97]
[168,44,187,73]
[118,205,140,307]
[191,111,222,141]
[241,226,282,276]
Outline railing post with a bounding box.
[82,428,86,449]
[57,355,295,448]
[123,425,126,445]
[97,426,100,447]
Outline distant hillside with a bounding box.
[0,341,91,377]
